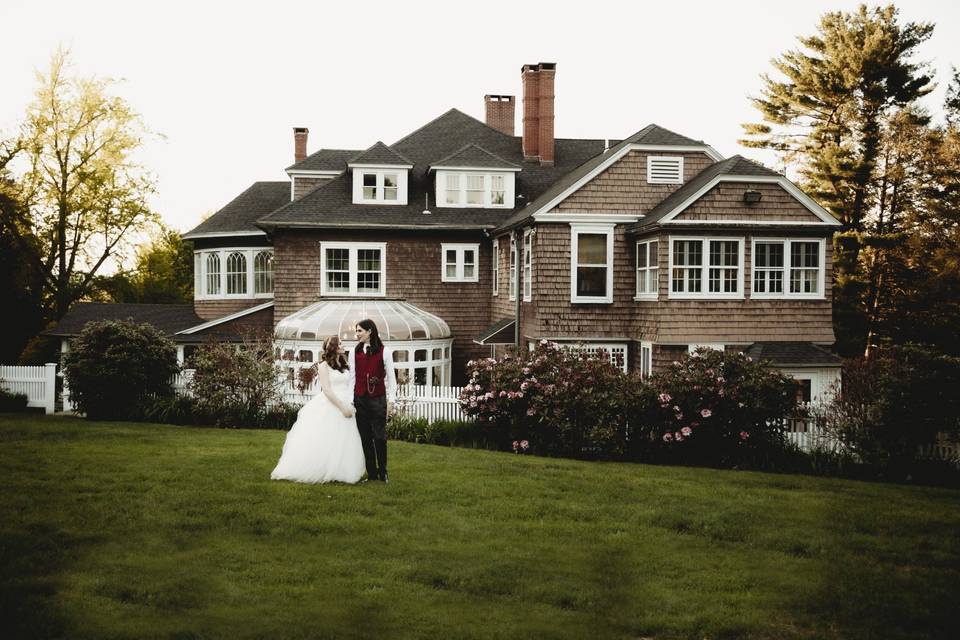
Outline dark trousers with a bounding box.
[354,394,387,480]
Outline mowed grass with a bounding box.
[1,414,958,640]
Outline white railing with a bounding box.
[1,363,57,414]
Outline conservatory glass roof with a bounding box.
[274,299,451,342]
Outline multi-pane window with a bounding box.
[362,173,377,200]
[196,249,274,299]
[320,243,386,296]
[640,342,653,380]
[509,236,517,301]
[441,244,479,283]
[254,251,274,294]
[670,238,743,298]
[492,239,500,296]
[571,224,614,303]
[752,239,824,298]
[383,174,398,201]
[523,230,533,301]
[636,239,659,299]
[354,170,405,204]
[226,252,247,295]
[437,171,513,208]
[205,253,221,296]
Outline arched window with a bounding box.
[227,252,247,294]
[254,251,274,294]
[206,253,221,295]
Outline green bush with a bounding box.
[63,320,179,420]
[0,387,29,412]
[137,393,299,430]
[387,413,491,449]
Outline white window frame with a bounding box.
[570,223,614,304]
[635,238,659,300]
[751,238,827,300]
[639,341,653,380]
[509,236,517,301]
[194,248,274,300]
[688,343,726,354]
[351,168,408,205]
[435,170,515,209]
[441,243,480,283]
[319,242,387,297]
[492,238,500,296]
[647,156,684,184]
[553,341,629,373]
[253,250,274,295]
[668,236,745,300]
[522,229,533,302]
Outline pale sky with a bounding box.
[2,0,958,236]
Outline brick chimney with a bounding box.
[521,62,556,165]
[293,127,308,164]
[484,95,515,135]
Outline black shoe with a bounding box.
[380,473,389,483]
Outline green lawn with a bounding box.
[1,414,958,640]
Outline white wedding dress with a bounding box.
[271,365,365,484]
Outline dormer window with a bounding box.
[436,171,515,208]
[353,169,407,205]
[647,156,684,184]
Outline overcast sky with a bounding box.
[2,0,957,235]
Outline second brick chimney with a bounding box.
[521,62,556,166]
[484,95,515,135]
[293,127,309,164]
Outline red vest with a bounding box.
[354,347,386,397]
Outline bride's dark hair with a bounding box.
[322,336,349,372]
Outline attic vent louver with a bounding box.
[646,156,684,184]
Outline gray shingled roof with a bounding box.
[348,141,414,166]
[258,109,606,230]
[493,124,715,233]
[43,303,204,339]
[474,317,516,344]
[744,342,841,367]
[626,155,783,233]
[431,144,520,169]
[286,148,360,172]
[183,182,289,237]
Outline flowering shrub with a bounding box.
[650,348,800,467]
[460,340,656,459]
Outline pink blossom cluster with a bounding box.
[512,439,530,453]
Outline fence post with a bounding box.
[43,362,57,415]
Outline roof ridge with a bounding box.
[430,142,519,168]
[285,147,362,172]
[348,140,415,166]
[391,108,514,148]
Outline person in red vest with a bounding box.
[348,319,396,482]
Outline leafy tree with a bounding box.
[0,47,159,321]
[63,319,179,420]
[93,225,193,304]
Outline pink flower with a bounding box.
[680,426,692,436]
[499,391,507,398]
[523,367,531,375]
[700,409,712,418]
[674,432,684,442]
[520,382,530,391]
[520,440,529,449]
[658,393,672,405]
[662,433,673,442]
[690,421,700,428]
[739,431,750,440]
[738,402,745,408]
[526,408,536,416]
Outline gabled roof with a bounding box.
[258,109,606,230]
[43,303,204,338]
[626,155,840,232]
[286,148,360,172]
[183,182,289,238]
[348,141,414,167]
[493,124,723,233]
[744,342,842,367]
[430,144,520,170]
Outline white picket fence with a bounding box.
[0,363,58,414]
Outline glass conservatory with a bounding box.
[273,299,453,387]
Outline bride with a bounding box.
[271,336,365,484]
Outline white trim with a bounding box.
[658,175,841,226]
[533,213,640,224]
[570,223,614,304]
[352,169,408,205]
[667,236,745,300]
[182,230,266,240]
[319,242,388,297]
[347,162,414,169]
[546,340,629,373]
[435,170,514,209]
[646,155,684,184]
[751,237,827,300]
[431,165,522,173]
[528,143,723,216]
[639,341,653,380]
[285,169,342,177]
[688,343,726,354]
[635,238,659,300]
[522,229,533,302]
[194,248,275,300]
[492,238,500,296]
[440,243,480,283]
[667,220,836,226]
[177,301,275,335]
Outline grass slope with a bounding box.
[1,414,958,640]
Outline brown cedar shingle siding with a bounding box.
[292,177,333,200]
[273,229,492,381]
[195,299,270,322]
[675,183,823,223]
[551,151,714,213]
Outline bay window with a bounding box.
[571,223,614,303]
[195,248,274,300]
[752,238,825,298]
[635,239,659,299]
[320,242,386,296]
[669,237,744,299]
